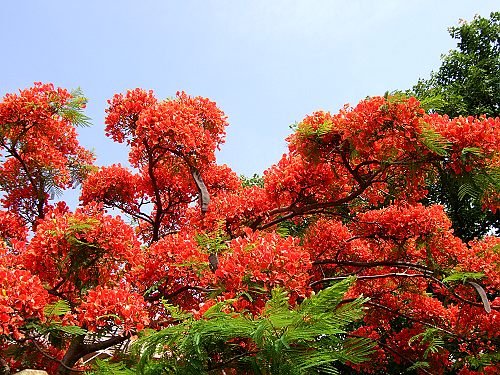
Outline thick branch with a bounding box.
[6,145,46,220]
[58,334,129,374]
[82,334,130,354]
[143,142,164,242]
[311,272,428,286]
[189,165,210,213]
[313,259,433,274]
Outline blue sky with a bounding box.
[1,1,499,178]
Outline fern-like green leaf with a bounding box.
[419,124,451,156]
[85,358,135,375]
[51,324,87,336]
[134,279,373,374]
[57,87,92,128]
[443,272,485,283]
[44,300,71,317]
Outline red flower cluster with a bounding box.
[214,230,312,300]
[78,285,149,333]
[0,266,48,339]
[0,83,94,223]
[23,207,142,296]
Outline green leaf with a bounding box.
[58,87,92,128]
[44,300,71,317]
[51,324,87,336]
[458,181,480,201]
[443,272,485,283]
[461,147,483,157]
[134,279,373,374]
[406,361,431,373]
[418,125,451,156]
[85,358,135,375]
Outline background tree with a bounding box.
[411,11,500,242]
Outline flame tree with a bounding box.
[0,83,499,374]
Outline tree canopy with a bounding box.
[0,82,499,374]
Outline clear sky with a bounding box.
[1,1,499,178]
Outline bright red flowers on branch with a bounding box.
[0,84,500,374]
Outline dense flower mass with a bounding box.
[78,285,149,334]
[213,230,312,303]
[22,206,142,297]
[0,266,48,339]
[1,84,500,374]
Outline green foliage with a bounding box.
[296,119,333,138]
[42,300,88,339]
[405,361,431,373]
[44,300,72,317]
[241,174,265,188]
[418,124,451,156]
[465,351,500,371]
[409,328,445,359]
[134,278,373,374]
[194,222,229,255]
[442,271,485,284]
[276,217,313,239]
[85,358,136,375]
[453,166,500,202]
[412,12,500,118]
[424,168,500,242]
[57,87,93,128]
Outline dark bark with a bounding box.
[57,335,129,374]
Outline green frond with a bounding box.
[458,181,481,201]
[44,300,71,317]
[298,277,355,315]
[455,166,500,202]
[85,358,135,375]
[264,288,290,316]
[442,271,485,283]
[161,301,193,321]
[194,222,230,255]
[49,324,87,335]
[57,87,92,127]
[418,94,446,113]
[464,350,500,371]
[461,147,484,158]
[409,328,446,359]
[406,361,431,373]
[296,121,315,137]
[135,279,373,374]
[418,124,451,156]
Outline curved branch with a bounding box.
[313,259,432,271]
[311,272,427,286]
[189,165,210,213]
[312,270,498,312]
[6,145,46,219]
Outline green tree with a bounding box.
[414,12,500,117]
[411,12,500,242]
